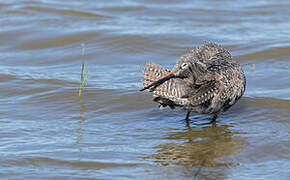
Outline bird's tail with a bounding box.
[141,62,189,98]
[142,62,169,88]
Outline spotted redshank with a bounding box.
[141,42,246,124]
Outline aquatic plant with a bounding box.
[79,44,89,96]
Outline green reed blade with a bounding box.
[79,44,87,97]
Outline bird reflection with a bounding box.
[143,124,247,167]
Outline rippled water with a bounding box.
[0,0,290,179]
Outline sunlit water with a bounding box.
[0,0,289,179]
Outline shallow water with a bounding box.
[0,0,290,179]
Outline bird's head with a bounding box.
[169,54,207,79]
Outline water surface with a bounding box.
[0,0,290,179]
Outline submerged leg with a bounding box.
[185,111,191,120]
[191,114,218,126]
[185,111,190,127]
[209,114,218,124]
[185,112,218,126]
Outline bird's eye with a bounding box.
[181,63,188,69]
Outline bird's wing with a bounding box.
[183,81,219,106]
[142,62,190,99]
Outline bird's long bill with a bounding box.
[140,70,175,91]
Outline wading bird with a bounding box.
[141,42,246,124]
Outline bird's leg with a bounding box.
[185,111,191,120]
[185,111,190,126]
[209,114,218,124]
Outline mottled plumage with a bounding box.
[141,42,246,123]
